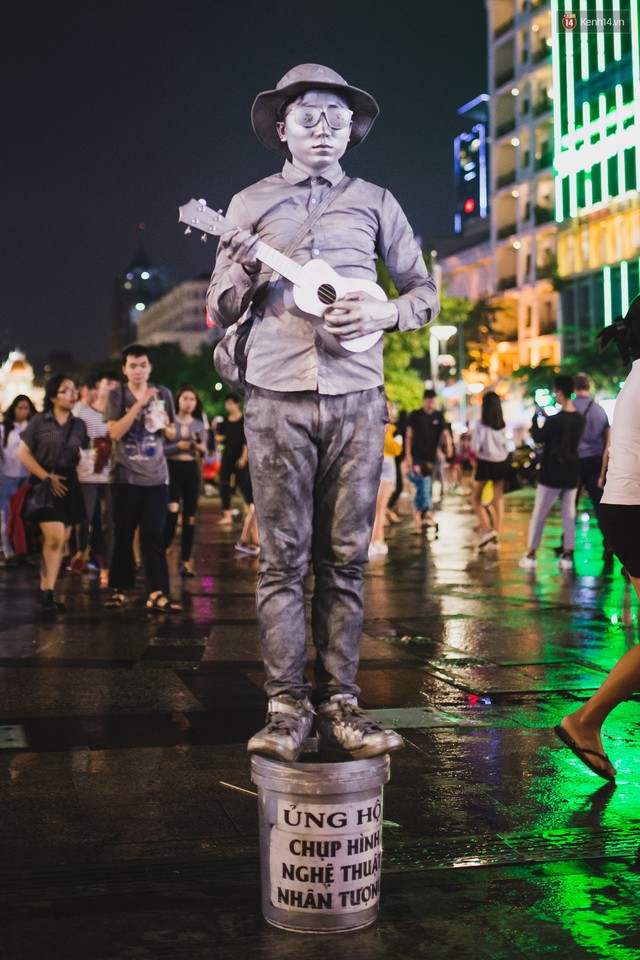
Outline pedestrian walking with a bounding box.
[70,370,120,585]
[0,394,36,563]
[215,393,252,527]
[104,344,182,612]
[555,296,640,781]
[207,63,439,762]
[404,389,453,534]
[470,391,510,548]
[17,376,88,613]
[164,385,207,577]
[369,403,403,557]
[519,375,584,572]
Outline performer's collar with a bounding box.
[282,158,344,186]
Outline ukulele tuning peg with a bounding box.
[184,226,192,235]
[200,233,208,243]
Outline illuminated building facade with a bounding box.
[552,0,640,352]
[136,276,220,355]
[442,0,560,376]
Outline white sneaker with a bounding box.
[478,529,497,547]
[368,541,389,558]
[557,554,574,571]
[519,554,537,570]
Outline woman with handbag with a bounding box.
[17,375,88,613]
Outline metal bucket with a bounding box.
[250,747,390,933]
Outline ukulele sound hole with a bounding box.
[317,284,337,306]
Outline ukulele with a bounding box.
[179,198,385,354]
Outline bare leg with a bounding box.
[471,480,491,532]
[371,481,394,545]
[492,481,505,534]
[239,504,259,546]
[559,573,640,777]
[39,521,68,591]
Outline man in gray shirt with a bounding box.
[104,344,181,612]
[208,64,439,762]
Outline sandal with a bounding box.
[146,591,183,613]
[104,592,127,608]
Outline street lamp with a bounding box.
[429,324,458,390]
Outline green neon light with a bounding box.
[551,0,563,220]
[596,6,606,74]
[603,265,612,327]
[580,0,590,81]
[621,260,629,314]
[566,2,576,133]
[613,17,622,61]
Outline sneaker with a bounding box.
[478,529,497,547]
[368,541,388,558]
[316,695,404,760]
[247,697,315,762]
[235,541,260,556]
[519,554,537,570]
[557,553,574,571]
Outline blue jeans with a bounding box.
[408,467,432,515]
[244,385,387,703]
[1,475,28,557]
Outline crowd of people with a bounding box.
[0,345,258,615]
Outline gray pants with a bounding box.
[243,385,387,703]
[527,483,577,551]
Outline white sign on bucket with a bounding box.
[270,797,383,913]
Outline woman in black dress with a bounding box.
[18,374,88,613]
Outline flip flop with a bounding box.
[553,724,616,782]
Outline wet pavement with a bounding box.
[1,488,639,959]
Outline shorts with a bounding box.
[599,503,640,577]
[380,456,396,485]
[474,458,510,483]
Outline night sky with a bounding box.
[3,0,487,363]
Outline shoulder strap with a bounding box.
[246,176,351,333]
[281,175,351,261]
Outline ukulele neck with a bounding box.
[254,241,303,286]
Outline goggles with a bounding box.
[287,104,353,130]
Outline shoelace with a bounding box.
[265,711,308,734]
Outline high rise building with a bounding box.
[552,0,639,353]
[442,0,560,374]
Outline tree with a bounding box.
[376,259,474,410]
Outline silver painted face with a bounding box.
[277,90,352,175]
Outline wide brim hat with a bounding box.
[251,63,379,154]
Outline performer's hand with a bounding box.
[322,291,398,339]
[222,229,260,273]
